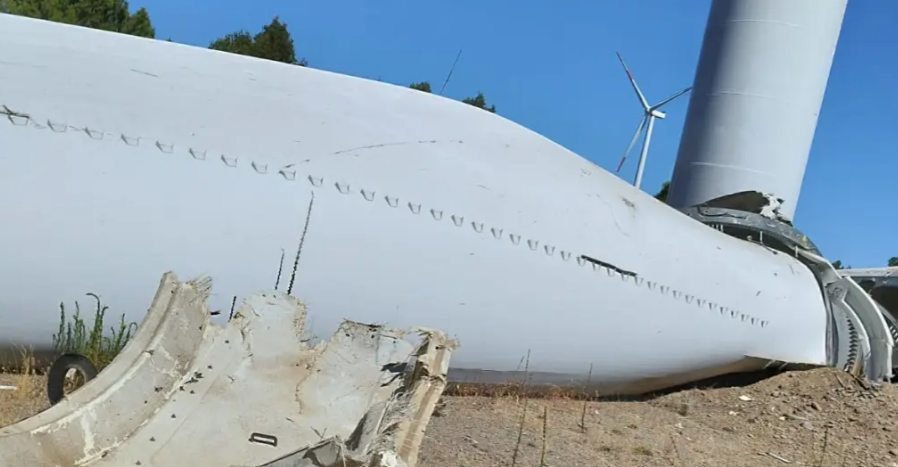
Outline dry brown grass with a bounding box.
[0,349,49,427]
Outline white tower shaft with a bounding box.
[667,0,849,218]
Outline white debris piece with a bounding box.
[0,272,456,467]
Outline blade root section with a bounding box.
[0,272,457,467]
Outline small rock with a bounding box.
[889,449,898,457]
[800,421,814,431]
[811,402,822,411]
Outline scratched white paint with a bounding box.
[76,408,97,466]
[0,14,835,392]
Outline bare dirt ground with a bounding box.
[1,369,897,466]
[420,369,898,467]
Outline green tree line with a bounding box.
[1,1,496,112]
[2,0,154,37]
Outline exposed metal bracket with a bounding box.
[796,249,894,381]
[678,206,820,256]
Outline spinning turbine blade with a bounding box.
[617,116,647,173]
[652,86,693,110]
[616,52,650,111]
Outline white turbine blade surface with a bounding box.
[652,86,693,110]
[616,52,650,110]
[617,116,647,173]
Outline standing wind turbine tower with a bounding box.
[666,0,848,220]
[615,52,692,189]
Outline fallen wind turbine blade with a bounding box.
[652,86,693,110]
[617,116,647,173]
[616,52,650,110]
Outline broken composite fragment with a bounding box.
[0,272,457,467]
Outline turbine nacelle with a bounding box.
[614,52,692,189]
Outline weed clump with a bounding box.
[51,293,137,370]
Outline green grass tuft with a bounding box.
[51,293,138,370]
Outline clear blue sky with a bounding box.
[133,0,896,268]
